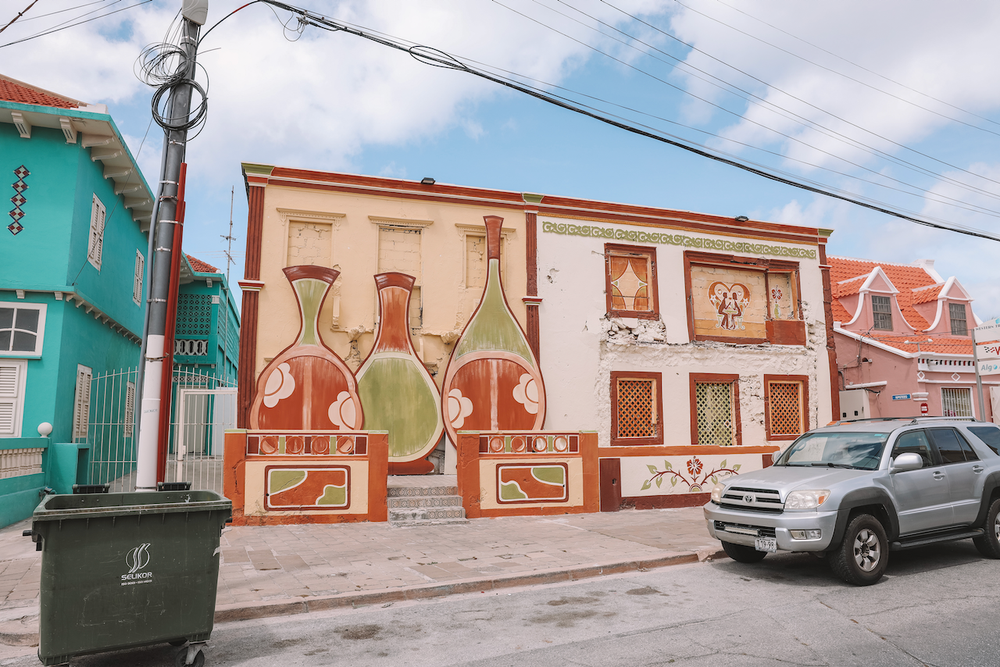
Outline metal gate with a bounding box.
[167,387,236,494]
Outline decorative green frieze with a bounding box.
[541,220,817,260]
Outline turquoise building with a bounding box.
[175,254,241,386]
[0,74,154,524]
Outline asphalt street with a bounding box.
[3,538,996,667]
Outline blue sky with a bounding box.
[6,0,1000,319]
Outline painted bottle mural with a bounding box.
[356,273,444,475]
[249,266,363,438]
[441,215,546,448]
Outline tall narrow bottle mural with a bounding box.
[441,215,546,447]
[356,273,444,475]
[249,266,362,433]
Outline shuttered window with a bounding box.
[73,365,93,441]
[610,371,663,445]
[764,375,808,440]
[690,374,741,446]
[87,195,106,271]
[0,360,26,437]
[133,250,145,306]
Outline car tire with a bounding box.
[973,498,1000,559]
[721,541,767,563]
[829,513,887,586]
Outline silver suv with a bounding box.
[704,417,1000,585]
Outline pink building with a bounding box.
[831,257,996,422]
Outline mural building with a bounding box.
[225,166,837,524]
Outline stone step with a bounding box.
[387,495,464,510]
[388,506,468,525]
[387,485,459,498]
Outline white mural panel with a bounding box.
[620,453,766,497]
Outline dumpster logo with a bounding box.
[121,543,153,586]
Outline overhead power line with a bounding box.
[199,0,1000,243]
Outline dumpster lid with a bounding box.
[33,490,232,521]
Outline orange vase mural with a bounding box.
[441,216,546,447]
[249,266,363,434]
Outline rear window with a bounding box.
[969,426,1000,455]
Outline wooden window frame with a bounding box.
[949,302,968,336]
[763,374,809,441]
[683,251,805,345]
[689,373,742,446]
[610,370,663,446]
[0,302,47,358]
[872,295,893,331]
[605,244,659,320]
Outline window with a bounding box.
[764,375,808,440]
[0,302,46,357]
[73,365,93,441]
[684,251,804,345]
[872,295,893,330]
[690,373,741,446]
[605,244,658,319]
[610,371,663,445]
[949,303,968,336]
[929,428,977,464]
[87,194,106,270]
[133,251,145,306]
[941,387,973,417]
[0,360,27,437]
[892,430,933,467]
[969,426,1000,455]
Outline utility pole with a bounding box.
[135,0,209,491]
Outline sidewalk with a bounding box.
[0,504,722,646]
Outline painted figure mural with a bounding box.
[709,281,750,331]
[441,215,546,446]
[356,273,444,475]
[249,266,363,433]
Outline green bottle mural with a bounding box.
[356,273,444,475]
[441,215,546,449]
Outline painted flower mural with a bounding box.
[642,457,741,493]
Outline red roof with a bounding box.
[912,284,942,304]
[829,256,940,330]
[186,255,219,274]
[0,74,87,109]
[865,334,973,355]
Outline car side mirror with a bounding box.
[891,452,923,473]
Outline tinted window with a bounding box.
[893,430,933,467]
[969,426,1000,455]
[930,428,971,464]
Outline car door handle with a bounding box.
[974,465,985,474]
[933,472,945,480]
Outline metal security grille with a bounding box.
[176,294,213,336]
[696,381,735,445]
[768,381,803,435]
[616,378,655,438]
[942,387,973,417]
[872,295,893,330]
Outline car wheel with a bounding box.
[973,498,1000,558]
[829,513,887,586]
[721,541,767,563]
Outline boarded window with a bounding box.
[287,221,332,267]
[764,375,808,440]
[872,295,893,330]
[691,374,740,446]
[605,245,657,318]
[378,226,422,330]
[610,371,662,445]
[950,303,968,336]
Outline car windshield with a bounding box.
[774,431,890,471]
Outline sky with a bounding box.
[5,0,1000,320]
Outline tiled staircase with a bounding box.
[387,475,468,526]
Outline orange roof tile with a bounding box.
[911,284,943,305]
[831,300,852,323]
[0,74,87,109]
[866,334,973,355]
[829,256,939,331]
[186,255,219,274]
[832,276,865,299]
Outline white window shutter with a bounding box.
[0,361,24,437]
[125,381,135,438]
[88,195,105,270]
[73,365,93,440]
[133,251,145,305]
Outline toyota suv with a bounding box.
[704,417,1000,585]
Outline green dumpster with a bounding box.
[29,490,232,666]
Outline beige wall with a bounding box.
[254,184,527,386]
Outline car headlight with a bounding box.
[784,489,830,510]
[710,482,726,504]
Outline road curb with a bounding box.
[213,549,725,623]
[0,549,726,645]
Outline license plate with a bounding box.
[755,537,777,553]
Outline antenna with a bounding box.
[220,186,237,281]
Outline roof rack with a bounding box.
[831,417,910,425]
[908,416,977,424]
